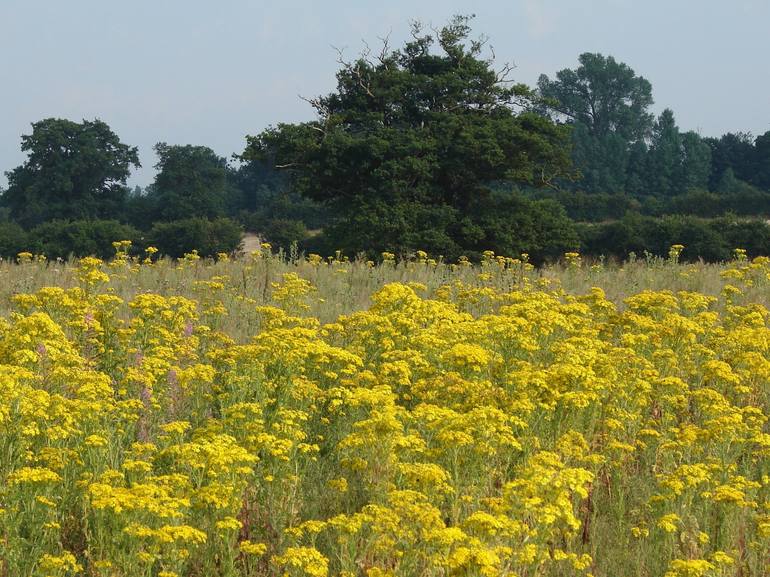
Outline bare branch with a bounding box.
[376,30,392,65]
[495,61,516,84]
[409,19,424,41]
[331,44,346,67]
[332,44,376,99]
[360,39,374,67]
[298,94,329,116]
[471,33,490,56]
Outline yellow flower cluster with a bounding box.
[1,252,769,576]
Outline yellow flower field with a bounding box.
[1,246,769,577]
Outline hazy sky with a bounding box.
[1,0,768,188]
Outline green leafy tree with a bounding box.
[706,132,755,190]
[230,158,289,213]
[715,167,741,195]
[646,109,682,196]
[538,53,654,193]
[147,143,233,222]
[752,130,770,191]
[124,186,156,230]
[639,110,713,197]
[1,118,140,227]
[242,16,573,258]
[678,131,712,191]
[232,159,329,233]
[538,53,653,141]
[570,124,630,193]
[625,140,649,196]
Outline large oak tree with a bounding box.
[243,16,575,259]
[1,118,139,227]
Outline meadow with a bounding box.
[1,244,769,577]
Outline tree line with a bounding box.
[2,16,770,262]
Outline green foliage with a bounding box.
[751,130,770,190]
[1,45,769,264]
[232,160,330,233]
[646,109,682,196]
[456,192,579,262]
[527,189,641,221]
[0,221,28,258]
[530,185,770,224]
[303,191,579,263]
[658,190,725,218]
[644,110,712,197]
[147,143,233,222]
[538,55,737,200]
[1,119,139,227]
[257,218,309,250]
[238,209,311,250]
[719,218,770,256]
[309,200,461,259]
[148,217,242,257]
[579,214,770,262]
[243,16,573,257]
[570,124,631,194]
[123,186,156,230]
[706,132,755,190]
[659,188,770,218]
[26,220,143,259]
[538,53,654,194]
[538,53,654,142]
[679,131,712,191]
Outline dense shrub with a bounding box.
[461,194,580,263]
[719,189,770,216]
[531,188,770,222]
[578,214,770,262]
[260,219,309,249]
[148,217,242,258]
[659,191,724,218]
[666,217,731,261]
[236,212,310,250]
[716,218,770,257]
[0,221,28,258]
[527,189,641,222]
[235,210,268,234]
[123,190,157,230]
[653,189,770,218]
[27,220,143,259]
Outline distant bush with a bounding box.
[716,217,770,257]
[653,189,770,218]
[527,189,641,222]
[660,191,725,218]
[719,189,770,216]
[236,212,309,249]
[236,210,269,233]
[148,217,242,258]
[124,191,157,230]
[261,219,309,249]
[579,214,770,262]
[0,221,28,258]
[463,194,580,263]
[531,187,770,222]
[27,220,143,259]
